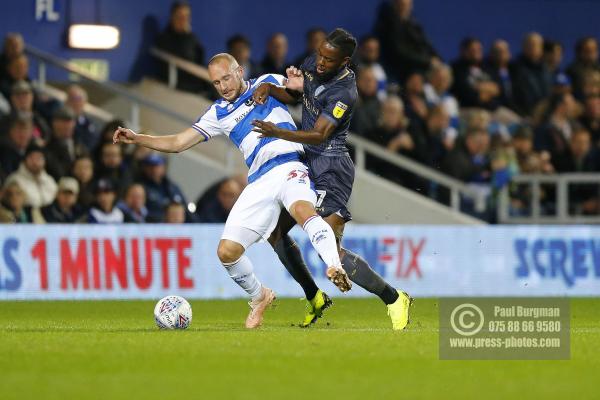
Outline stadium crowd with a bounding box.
[1,0,599,223]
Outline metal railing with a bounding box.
[346,134,487,211]
[25,45,194,131]
[148,48,486,214]
[149,47,211,89]
[498,173,600,224]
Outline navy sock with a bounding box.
[341,248,400,305]
[273,235,319,300]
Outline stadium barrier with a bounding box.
[0,224,598,300]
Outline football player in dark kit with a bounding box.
[252,28,412,330]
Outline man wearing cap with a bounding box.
[45,105,88,180]
[0,80,50,140]
[35,177,83,223]
[5,143,57,207]
[138,153,187,222]
[85,178,124,223]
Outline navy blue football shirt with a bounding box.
[299,54,358,156]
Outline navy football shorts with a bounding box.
[305,152,355,222]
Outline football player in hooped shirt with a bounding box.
[113,53,349,329]
[252,28,413,330]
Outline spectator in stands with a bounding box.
[402,72,428,126]
[138,153,187,222]
[484,40,517,111]
[553,128,598,172]
[355,35,387,100]
[155,1,208,93]
[164,201,186,223]
[196,178,242,223]
[534,92,580,168]
[580,95,600,145]
[85,178,123,223]
[554,128,600,214]
[227,34,258,80]
[5,143,57,207]
[368,95,410,146]
[259,33,289,76]
[543,40,563,78]
[95,142,133,197]
[441,129,491,183]
[489,135,519,189]
[512,125,553,174]
[374,0,439,82]
[423,105,453,166]
[451,37,500,110]
[0,81,50,141]
[1,180,32,223]
[0,116,33,175]
[71,156,95,208]
[0,179,15,222]
[464,108,492,132]
[512,32,553,116]
[0,34,24,117]
[424,63,459,141]
[530,72,580,126]
[567,37,600,100]
[351,66,382,135]
[0,54,30,100]
[37,177,83,223]
[45,106,88,180]
[579,70,600,100]
[293,28,326,67]
[117,183,148,223]
[368,95,429,167]
[66,84,99,153]
[0,33,24,82]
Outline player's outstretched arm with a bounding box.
[252,115,335,145]
[113,126,205,153]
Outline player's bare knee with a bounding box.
[217,240,245,264]
[288,200,317,225]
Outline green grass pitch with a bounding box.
[1,298,598,399]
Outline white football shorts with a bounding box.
[221,161,317,248]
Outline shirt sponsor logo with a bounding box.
[303,95,319,116]
[234,107,253,123]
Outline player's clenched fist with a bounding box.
[113,126,137,144]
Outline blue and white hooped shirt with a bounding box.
[192,74,303,184]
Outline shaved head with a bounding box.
[208,53,239,69]
[207,52,246,102]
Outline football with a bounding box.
[154,295,193,329]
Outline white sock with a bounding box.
[302,215,342,268]
[222,255,263,300]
